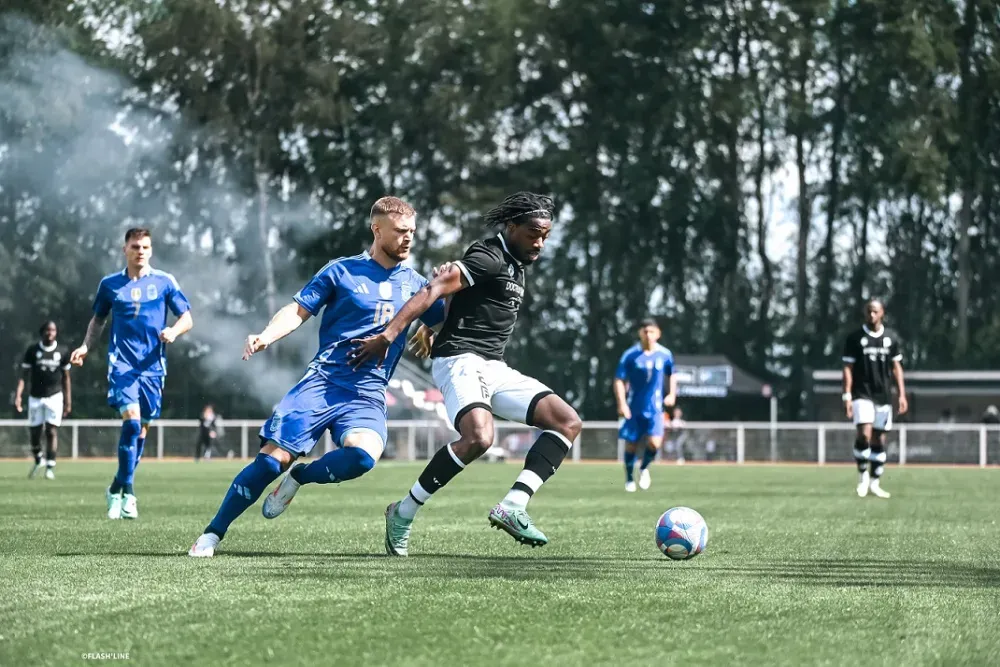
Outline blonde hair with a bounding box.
[370,196,415,221]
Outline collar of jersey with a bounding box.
[862,324,885,336]
[362,249,403,274]
[496,234,522,267]
[121,266,153,280]
[38,340,57,352]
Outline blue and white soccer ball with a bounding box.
[655,506,708,560]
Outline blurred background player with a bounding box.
[188,196,446,558]
[842,298,907,499]
[352,192,583,555]
[195,404,222,462]
[70,228,193,520]
[15,321,72,479]
[666,406,690,464]
[613,318,676,491]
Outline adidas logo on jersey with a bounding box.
[354,284,370,294]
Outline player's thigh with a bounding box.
[108,375,141,419]
[432,354,494,431]
[27,397,46,428]
[874,404,893,432]
[852,399,876,427]
[331,395,388,462]
[259,370,340,459]
[488,361,556,426]
[619,416,642,446]
[39,395,63,427]
[644,412,665,448]
[137,376,164,423]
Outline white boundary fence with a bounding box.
[0,419,997,467]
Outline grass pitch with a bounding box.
[1,461,998,666]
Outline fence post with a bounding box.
[736,424,745,464]
[817,424,826,465]
[769,424,777,462]
[898,426,907,466]
[572,434,581,462]
[617,437,624,463]
[406,424,416,462]
[71,422,79,460]
[156,423,164,460]
[240,423,249,460]
[980,426,987,468]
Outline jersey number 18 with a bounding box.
[373,302,395,326]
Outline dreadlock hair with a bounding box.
[483,192,554,227]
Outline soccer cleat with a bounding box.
[638,468,651,490]
[106,488,122,520]
[262,464,304,519]
[489,503,548,547]
[676,457,686,466]
[28,462,43,479]
[856,470,870,497]
[121,493,138,520]
[44,468,55,480]
[188,533,221,558]
[384,501,413,557]
[625,481,637,493]
[869,480,891,499]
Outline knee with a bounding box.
[459,428,494,458]
[345,447,376,478]
[549,409,582,441]
[121,419,142,440]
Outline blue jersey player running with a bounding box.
[189,196,446,557]
[70,228,193,520]
[613,318,676,493]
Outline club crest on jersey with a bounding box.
[379,282,392,299]
[883,337,892,348]
[401,282,411,300]
[53,352,61,362]
[507,264,515,277]
[36,351,42,359]
[130,287,142,302]
[147,284,158,300]
[860,337,868,347]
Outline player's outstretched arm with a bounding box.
[160,310,194,344]
[350,264,466,369]
[243,302,312,360]
[70,315,107,366]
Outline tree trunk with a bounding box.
[955,0,979,358]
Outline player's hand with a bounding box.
[69,345,88,367]
[159,327,178,344]
[349,333,392,370]
[618,404,631,421]
[663,393,676,408]
[845,400,853,420]
[243,334,269,360]
[898,395,909,416]
[14,395,22,413]
[63,403,71,417]
[407,325,435,359]
[432,262,455,278]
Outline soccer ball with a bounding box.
[654,507,708,560]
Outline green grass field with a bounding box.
[1,461,999,666]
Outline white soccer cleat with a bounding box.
[121,493,138,520]
[869,479,891,499]
[44,468,55,480]
[625,481,637,493]
[28,462,43,479]
[676,457,686,466]
[262,466,303,519]
[856,471,870,497]
[188,533,221,558]
[638,468,651,490]
[106,488,122,520]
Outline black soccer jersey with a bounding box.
[842,326,902,404]
[21,342,70,398]
[431,234,526,361]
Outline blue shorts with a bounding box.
[619,411,665,442]
[259,369,387,458]
[108,374,164,422]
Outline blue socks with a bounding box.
[624,449,637,482]
[136,435,146,465]
[640,446,657,470]
[110,419,141,495]
[206,453,282,539]
[292,447,375,485]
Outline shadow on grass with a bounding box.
[699,557,1000,589]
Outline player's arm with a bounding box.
[160,310,193,344]
[14,353,29,413]
[664,373,678,408]
[613,349,632,419]
[62,366,72,416]
[350,265,467,368]
[891,339,907,415]
[70,315,108,366]
[243,302,313,360]
[841,335,855,419]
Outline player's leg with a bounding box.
[620,418,640,491]
[868,406,892,498]
[105,377,140,519]
[851,400,875,497]
[28,396,45,479]
[43,423,58,479]
[489,368,582,546]
[189,371,333,556]
[638,414,665,490]
[262,392,386,519]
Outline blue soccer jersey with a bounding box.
[93,268,191,377]
[292,250,446,400]
[616,343,674,418]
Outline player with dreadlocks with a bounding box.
[351,192,582,555]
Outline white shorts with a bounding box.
[852,399,892,431]
[431,353,553,430]
[28,394,64,427]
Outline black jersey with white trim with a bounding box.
[842,326,902,404]
[22,341,70,398]
[431,234,526,361]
